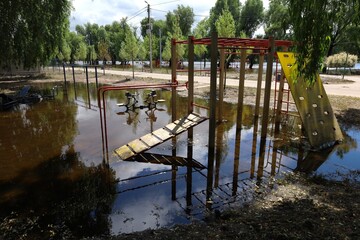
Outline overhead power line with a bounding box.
[152,0,180,7]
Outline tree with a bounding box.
[209,0,241,36]
[119,30,139,79]
[57,40,71,63]
[215,4,236,37]
[88,45,97,65]
[264,0,291,39]
[98,41,111,64]
[239,0,264,38]
[0,0,72,69]
[173,5,195,37]
[164,5,194,37]
[68,32,87,63]
[105,19,131,65]
[288,0,338,84]
[193,18,209,67]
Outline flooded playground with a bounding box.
[0,79,359,237]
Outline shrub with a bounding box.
[325,52,358,68]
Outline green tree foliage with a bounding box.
[209,0,241,36]
[289,0,333,84]
[0,0,71,68]
[88,45,97,64]
[119,30,139,78]
[98,41,111,63]
[193,18,209,60]
[324,0,359,57]
[165,5,195,37]
[173,5,195,37]
[268,0,360,83]
[215,4,236,37]
[162,39,172,62]
[104,19,131,64]
[67,32,87,63]
[264,0,291,39]
[57,40,71,63]
[239,0,264,38]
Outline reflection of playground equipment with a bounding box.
[116,90,165,112]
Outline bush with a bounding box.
[325,52,358,68]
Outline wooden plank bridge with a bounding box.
[114,113,207,165]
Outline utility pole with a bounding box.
[145,1,153,73]
[159,28,162,69]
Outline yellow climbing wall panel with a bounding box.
[277,52,343,149]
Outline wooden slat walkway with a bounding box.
[114,113,207,161]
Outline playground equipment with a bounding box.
[116,90,165,111]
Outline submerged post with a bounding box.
[171,38,177,121]
[254,50,265,117]
[171,38,177,200]
[218,48,225,122]
[95,66,99,89]
[63,63,67,93]
[236,48,247,131]
[85,65,91,107]
[72,65,77,99]
[188,36,194,115]
[261,37,275,139]
[207,32,218,206]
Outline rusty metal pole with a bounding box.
[206,32,218,208]
[261,37,275,139]
[254,50,265,118]
[218,48,225,122]
[274,47,289,134]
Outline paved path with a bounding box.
[97,69,360,98]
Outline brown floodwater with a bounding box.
[0,81,359,237]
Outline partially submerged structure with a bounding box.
[98,34,343,165]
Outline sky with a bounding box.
[70,0,269,34]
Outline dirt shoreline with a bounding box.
[1,71,360,239]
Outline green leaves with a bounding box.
[289,0,332,85]
[0,0,71,68]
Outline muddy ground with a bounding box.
[1,71,359,239]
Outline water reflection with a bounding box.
[1,81,360,237]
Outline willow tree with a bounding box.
[0,0,72,69]
[288,0,333,84]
